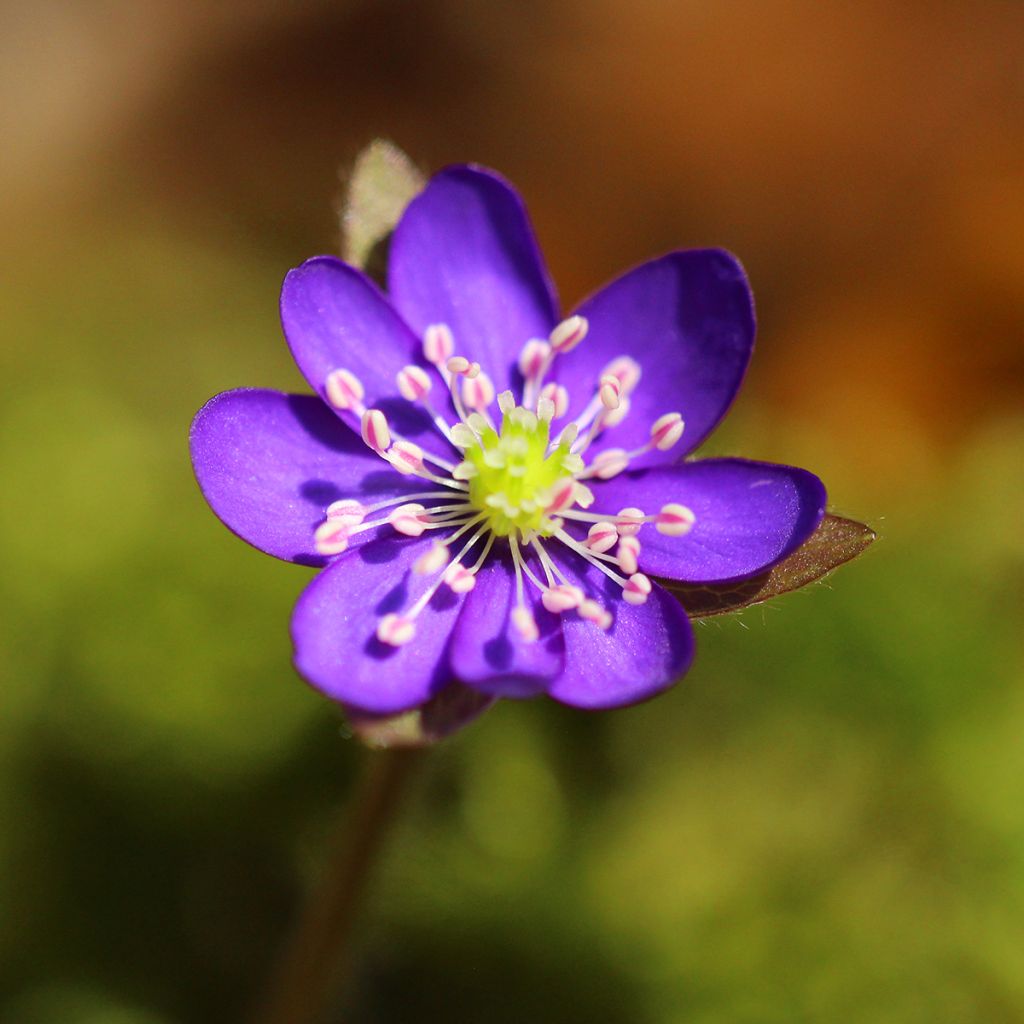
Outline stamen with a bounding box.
[549,315,589,354]
[578,599,612,630]
[518,339,550,380]
[443,562,477,593]
[616,536,641,575]
[325,499,366,526]
[385,440,425,475]
[396,365,432,401]
[656,503,696,536]
[413,541,450,576]
[539,382,569,419]
[615,507,645,535]
[541,583,584,613]
[586,522,619,554]
[601,356,642,395]
[599,375,621,411]
[511,605,539,643]
[649,412,684,451]
[324,368,365,412]
[423,324,455,366]
[360,408,391,453]
[497,390,516,415]
[582,448,629,480]
[388,503,431,536]
[622,573,652,606]
[462,371,495,411]
[313,518,351,556]
[377,613,415,647]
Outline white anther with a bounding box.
[550,315,589,354]
[446,356,472,376]
[396,365,432,402]
[414,541,450,575]
[518,338,551,378]
[547,478,577,513]
[650,412,684,451]
[462,371,495,410]
[360,408,391,453]
[656,503,696,536]
[539,382,569,419]
[388,503,429,537]
[590,448,630,480]
[556,422,579,447]
[601,395,630,428]
[313,519,350,556]
[622,573,652,606]
[601,356,642,395]
[466,412,490,435]
[537,397,556,422]
[452,460,478,480]
[326,499,365,526]
[599,379,621,411]
[377,613,416,647]
[324,368,365,411]
[450,423,476,448]
[385,440,425,475]
[573,483,595,508]
[444,563,477,594]
[466,361,482,380]
[511,605,539,643]
[561,453,585,475]
[509,407,538,431]
[423,324,455,364]
[497,390,516,414]
[541,583,585,613]
[578,599,612,630]
[616,536,641,575]
[586,521,619,554]
[615,507,645,536]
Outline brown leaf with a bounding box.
[339,139,425,286]
[345,682,496,750]
[661,513,875,618]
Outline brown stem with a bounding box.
[250,747,425,1024]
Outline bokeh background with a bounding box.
[3,2,1023,1021]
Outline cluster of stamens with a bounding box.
[314,315,696,648]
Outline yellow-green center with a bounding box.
[465,407,574,536]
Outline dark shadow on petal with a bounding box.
[363,635,401,662]
[359,536,409,565]
[375,579,409,616]
[291,553,328,568]
[286,394,362,454]
[376,398,440,445]
[429,586,458,612]
[300,479,344,505]
[483,634,514,671]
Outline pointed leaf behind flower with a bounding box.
[339,139,425,287]
[661,513,875,618]
[344,682,496,750]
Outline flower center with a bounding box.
[463,405,573,536]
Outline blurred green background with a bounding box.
[2,2,1023,1021]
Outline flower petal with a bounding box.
[280,256,450,457]
[449,548,565,698]
[190,389,438,566]
[560,249,754,464]
[590,458,827,583]
[291,535,466,714]
[545,551,694,710]
[388,165,559,396]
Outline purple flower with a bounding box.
[190,166,826,716]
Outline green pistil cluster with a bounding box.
[466,407,575,536]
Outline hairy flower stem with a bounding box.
[251,747,425,1024]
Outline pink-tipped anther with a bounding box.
[579,599,613,630]
[386,440,425,475]
[324,368,365,411]
[413,541,449,576]
[601,356,642,395]
[511,605,539,643]
[325,499,366,526]
[444,563,477,594]
[541,583,584,614]
[599,375,622,411]
[614,507,645,536]
[388,503,430,537]
[650,412,684,451]
[622,572,652,606]
[539,382,569,419]
[656,503,696,536]
[601,395,630,429]
[377,613,416,647]
[360,408,391,453]
[462,371,495,410]
[423,323,454,365]
[549,315,588,354]
[397,365,432,402]
[518,338,551,379]
[590,448,630,480]
[616,536,641,575]
[548,478,578,514]
[586,521,619,554]
[313,518,350,556]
